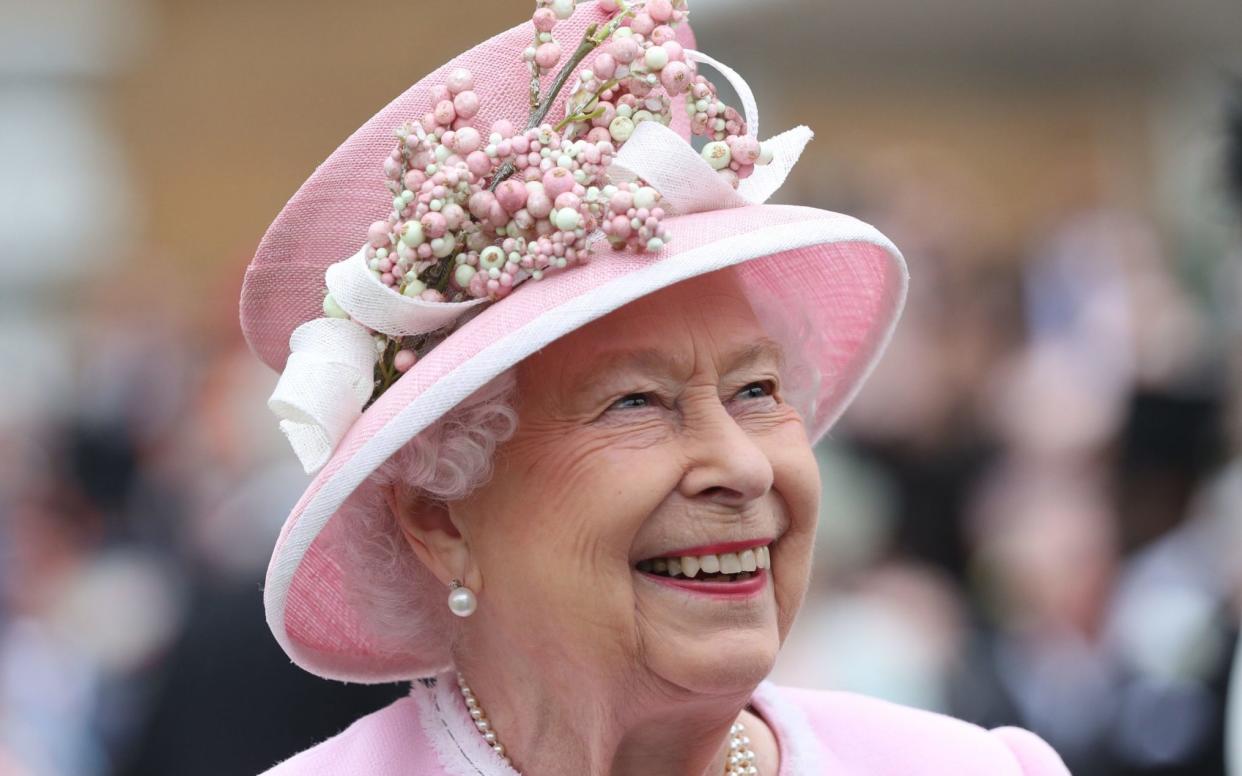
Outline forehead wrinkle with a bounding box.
[566,333,787,399]
[723,337,786,374]
[569,346,693,397]
[676,287,776,368]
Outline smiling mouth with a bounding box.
[635,545,771,583]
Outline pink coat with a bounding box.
[262,671,1068,775]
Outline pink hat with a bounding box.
[241,1,907,683]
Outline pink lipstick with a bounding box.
[638,568,768,598]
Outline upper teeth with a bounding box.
[638,546,771,578]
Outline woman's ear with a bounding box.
[385,486,482,592]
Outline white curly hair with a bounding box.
[338,371,519,657]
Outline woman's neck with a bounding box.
[454,649,760,776]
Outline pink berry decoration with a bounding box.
[353,0,774,403]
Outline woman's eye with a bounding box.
[736,382,775,400]
[610,393,653,410]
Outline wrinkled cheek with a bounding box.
[485,549,631,659]
[767,527,807,636]
[782,444,822,529]
[770,443,820,641]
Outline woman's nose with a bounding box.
[677,401,775,507]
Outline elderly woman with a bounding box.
[240,2,1069,774]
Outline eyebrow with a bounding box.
[572,337,786,396]
[725,338,786,372]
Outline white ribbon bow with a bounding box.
[609,49,814,214]
[268,317,377,474]
[269,248,486,473]
[270,49,813,475]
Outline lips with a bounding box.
[640,567,769,597]
[634,539,773,593]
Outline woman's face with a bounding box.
[451,268,821,699]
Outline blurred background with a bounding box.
[2,0,1242,773]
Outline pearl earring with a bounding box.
[447,579,477,617]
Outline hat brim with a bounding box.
[265,203,907,683]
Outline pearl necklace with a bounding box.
[725,721,759,776]
[457,672,512,766]
[455,672,759,775]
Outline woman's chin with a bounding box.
[631,572,784,695]
[647,631,780,698]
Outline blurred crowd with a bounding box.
[0,271,409,774]
[4,2,1242,775]
[771,198,1241,774]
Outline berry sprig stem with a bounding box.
[556,77,622,131]
[491,2,638,191]
[370,336,406,407]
